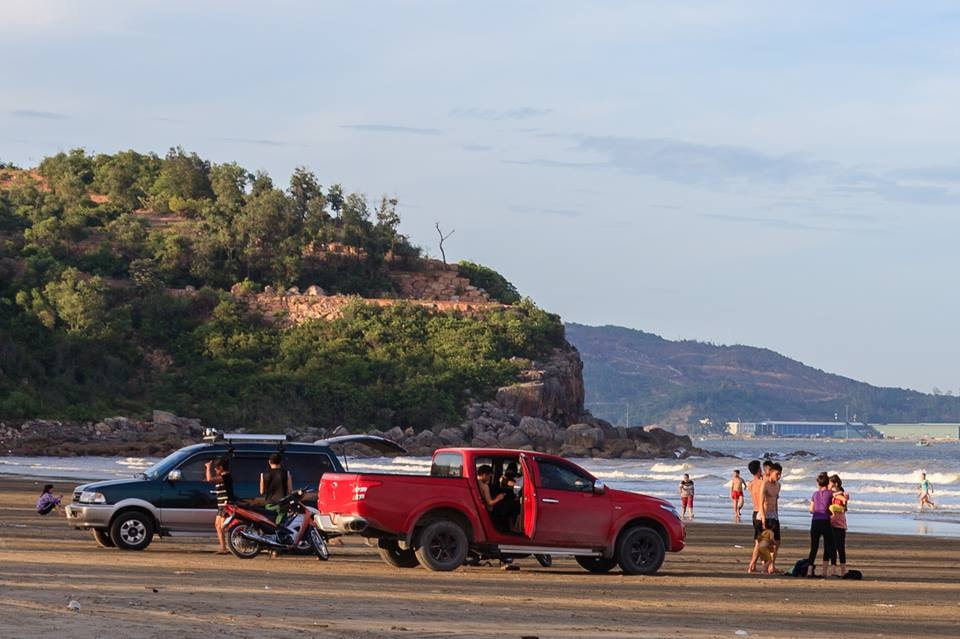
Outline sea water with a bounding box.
[3,439,958,537]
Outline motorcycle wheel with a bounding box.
[309,528,330,561]
[227,524,262,559]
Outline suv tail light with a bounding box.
[354,479,382,501]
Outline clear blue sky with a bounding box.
[3,1,959,393]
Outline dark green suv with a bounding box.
[65,433,403,550]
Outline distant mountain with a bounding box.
[565,323,960,433]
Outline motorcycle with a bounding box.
[221,488,333,560]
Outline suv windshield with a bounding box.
[139,447,202,479]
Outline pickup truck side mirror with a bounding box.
[167,469,182,482]
[593,479,606,495]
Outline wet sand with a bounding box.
[1,476,958,638]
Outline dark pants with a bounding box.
[830,527,847,565]
[808,519,835,565]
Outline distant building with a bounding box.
[726,420,881,438]
[874,423,960,440]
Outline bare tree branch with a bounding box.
[435,222,455,264]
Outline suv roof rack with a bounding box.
[203,428,287,444]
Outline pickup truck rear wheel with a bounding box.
[378,539,419,568]
[616,526,665,575]
[414,520,468,571]
[91,528,115,548]
[575,556,618,573]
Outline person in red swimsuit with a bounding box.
[730,469,747,523]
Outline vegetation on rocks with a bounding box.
[0,149,563,430]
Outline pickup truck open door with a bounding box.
[520,453,537,538]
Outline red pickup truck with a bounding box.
[318,447,684,574]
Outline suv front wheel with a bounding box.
[110,511,155,551]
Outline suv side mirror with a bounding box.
[593,479,606,495]
[167,469,182,482]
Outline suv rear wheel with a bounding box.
[414,520,468,571]
[616,526,665,575]
[110,511,154,551]
[378,539,419,568]
[91,528,115,548]
[575,555,617,573]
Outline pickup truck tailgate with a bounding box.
[318,472,473,536]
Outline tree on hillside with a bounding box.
[38,149,94,203]
[435,222,454,264]
[149,147,213,215]
[92,150,161,210]
[209,162,251,212]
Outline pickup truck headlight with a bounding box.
[79,491,107,504]
[660,503,681,520]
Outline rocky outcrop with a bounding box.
[0,411,206,457]
[390,261,491,303]
[495,348,584,427]
[1,347,717,460]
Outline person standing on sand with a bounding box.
[729,470,747,523]
[679,473,695,520]
[205,458,234,554]
[757,462,783,574]
[829,474,849,577]
[746,460,765,573]
[260,453,293,524]
[919,472,935,510]
[807,472,836,577]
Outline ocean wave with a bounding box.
[836,471,959,485]
[856,485,960,498]
[649,462,693,473]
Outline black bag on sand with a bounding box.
[842,569,863,580]
[791,559,812,577]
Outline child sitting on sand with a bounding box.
[36,484,62,515]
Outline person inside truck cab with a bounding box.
[492,465,522,533]
[477,465,505,512]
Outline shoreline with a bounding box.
[1,475,957,638]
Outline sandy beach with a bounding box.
[1,476,958,639]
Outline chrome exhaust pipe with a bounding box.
[239,530,285,548]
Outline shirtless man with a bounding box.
[746,460,765,573]
[757,462,783,574]
[729,469,747,523]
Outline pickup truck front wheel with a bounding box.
[414,520,468,571]
[378,539,419,568]
[616,526,665,575]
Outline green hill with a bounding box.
[0,149,563,430]
[565,323,960,432]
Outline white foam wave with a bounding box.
[837,471,959,485]
[650,462,692,473]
